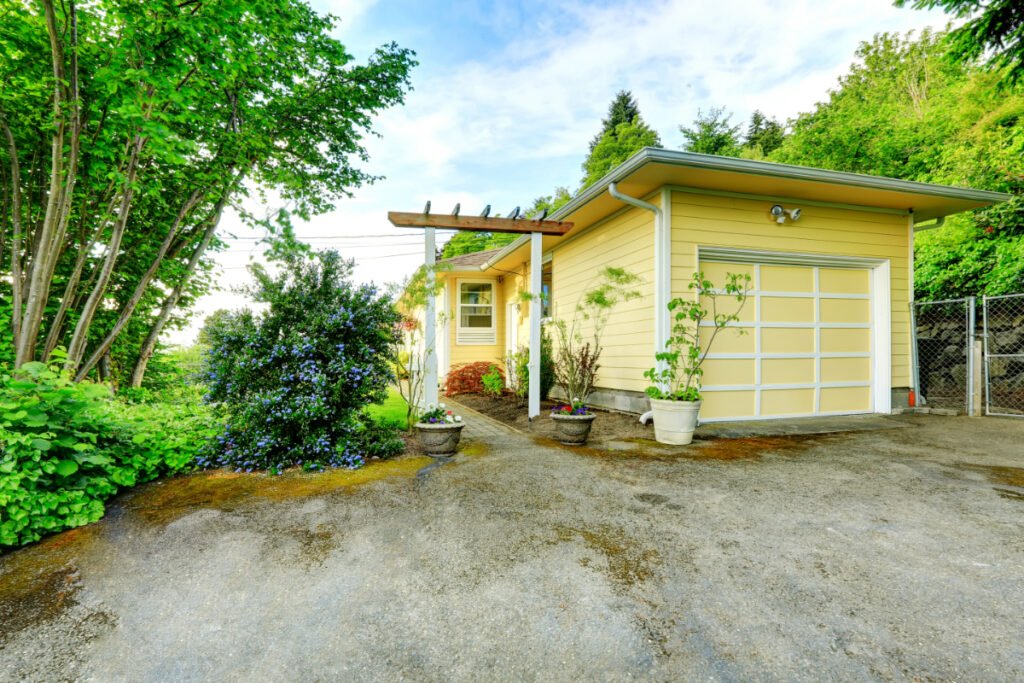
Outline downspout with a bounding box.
[608,183,668,425]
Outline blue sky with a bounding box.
[174,0,947,343]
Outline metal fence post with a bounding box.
[909,301,922,407]
[967,297,975,416]
[983,295,990,416]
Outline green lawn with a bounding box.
[365,388,409,429]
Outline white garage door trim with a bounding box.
[696,247,891,421]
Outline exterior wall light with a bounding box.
[770,204,802,224]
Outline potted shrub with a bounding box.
[643,272,751,445]
[549,266,640,445]
[415,403,464,457]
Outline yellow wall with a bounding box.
[669,189,911,387]
[550,204,655,393]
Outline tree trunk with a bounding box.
[1,117,24,344]
[129,190,230,388]
[16,0,81,366]
[64,134,143,369]
[75,186,203,380]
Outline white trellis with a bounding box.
[389,205,572,418]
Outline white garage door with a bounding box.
[697,258,876,421]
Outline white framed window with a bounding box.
[457,280,496,345]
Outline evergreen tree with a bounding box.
[589,90,643,152]
[744,110,786,157]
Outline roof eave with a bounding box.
[551,147,1011,221]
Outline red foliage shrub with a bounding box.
[445,362,504,396]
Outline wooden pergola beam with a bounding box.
[388,211,572,235]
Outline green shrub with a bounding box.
[200,251,403,474]
[540,327,557,399]
[481,364,505,399]
[504,347,529,405]
[0,362,217,548]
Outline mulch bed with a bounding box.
[451,392,656,442]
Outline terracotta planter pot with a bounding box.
[415,422,465,457]
[550,413,597,445]
[649,398,701,445]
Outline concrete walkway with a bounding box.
[2,414,1023,681]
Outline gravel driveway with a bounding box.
[2,414,1023,681]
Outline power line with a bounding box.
[219,250,424,270]
[223,231,457,241]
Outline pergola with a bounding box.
[388,205,573,418]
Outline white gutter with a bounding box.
[608,182,668,426]
[912,215,946,232]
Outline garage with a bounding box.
[696,252,889,421]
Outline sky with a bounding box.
[170,0,949,344]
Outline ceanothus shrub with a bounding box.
[199,251,402,474]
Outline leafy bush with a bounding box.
[200,251,403,474]
[644,272,751,401]
[505,347,529,405]
[444,361,501,396]
[481,364,505,399]
[0,362,216,548]
[540,328,556,400]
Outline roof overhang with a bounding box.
[552,148,1009,225]
[470,147,1010,273]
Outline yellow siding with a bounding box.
[501,265,529,353]
[671,190,911,387]
[550,205,655,393]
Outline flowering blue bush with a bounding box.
[200,251,402,474]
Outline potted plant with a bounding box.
[550,398,595,445]
[415,402,465,456]
[549,266,641,445]
[643,272,751,445]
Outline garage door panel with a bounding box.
[700,390,755,420]
[700,294,754,322]
[760,265,814,292]
[820,298,870,323]
[761,388,815,416]
[761,328,814,354]
[821,357,871,383]
[762,358,815,384]
[819,268,870,294]
[701,261,753,285]
[820,386,871,412]
[701,327,754,353]
[820,328,870,353]
[703,358,756,385]
[761,296,815,323]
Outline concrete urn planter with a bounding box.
[649,398,702,445]
[415,422,465,457]
[550,413,597,445]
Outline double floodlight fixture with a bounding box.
[770,204,802,224]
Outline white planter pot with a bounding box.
[649,398,701,445]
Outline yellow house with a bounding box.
[423,148,1007,422]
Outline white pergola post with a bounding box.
[423,227,439,408]
[528,231,542,418]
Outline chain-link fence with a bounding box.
[912,298,973,414]
[983,294,1024,417]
